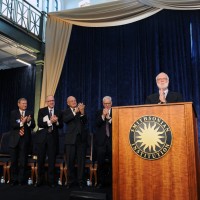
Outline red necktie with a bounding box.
[19,112,24,136]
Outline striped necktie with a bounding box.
[19,111,24,136]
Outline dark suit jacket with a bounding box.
[95,109,112,146]
[36,107,63,144]
[63,108,87,145]
[9,110,35,148]
[145,91,183,104]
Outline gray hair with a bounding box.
[18,98,27,103]
[156,72,169,81]
[102,96,112,102]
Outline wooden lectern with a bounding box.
[112,102,200,200]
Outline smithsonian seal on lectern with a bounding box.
[129,115,172,160]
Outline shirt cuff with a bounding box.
[27,121,31,127]
[47,120,52,126]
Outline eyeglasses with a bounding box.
[103,103,111,105]
[157,78,168,81]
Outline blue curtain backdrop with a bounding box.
[1,10,199,145]
[55,10,200,141]
[0,66,36,134]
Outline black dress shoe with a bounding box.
[49,184,55,188]
[97,183,103,189]
[66,182,74,189]
[66,184,71,189]
[34,182,42,187]
[79,183,84,189]
[10,181,18,186]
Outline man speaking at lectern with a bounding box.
[145,72,183,104]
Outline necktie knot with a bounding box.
[21,111,24,117]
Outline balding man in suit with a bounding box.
[35,95,63,188]
[63,96,87,189]
[145,72,183,104]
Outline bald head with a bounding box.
[67,96,77,108]
[46,95,55,109]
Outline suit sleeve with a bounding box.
[55,110,63,128]
[37,109,48,128]
[176,93,183,102]
[62,110,75,124]
[24,111,36,129]
[29,111,36,129]
[80,114,87,125]
[96,111,105,127]
[145,96,151,104]
[10,110,20,130]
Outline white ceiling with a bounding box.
[0,34,37,70]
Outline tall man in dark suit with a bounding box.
[62,96,87,189]
[145,72,183,104]
[9,98,35,185]
[35,95,63,187]
[95,96,112,188]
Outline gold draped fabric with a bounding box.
[40,16,72,107]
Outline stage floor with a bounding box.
[0,184,112,200]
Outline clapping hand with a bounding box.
[27,115,32,122]
[103,108,110,118]
[50,115,58,123]
[78,103,85,115]
[159,89,166,103]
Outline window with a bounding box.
[55,0,58,11]
[45,0,49,12]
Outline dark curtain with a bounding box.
[190,12,200,127]
[54,10,200,139]
[0,66,36,134]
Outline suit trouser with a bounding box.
[96,137,112,184]
[10,138,28,183]
[37,135,56,184]
[65,134,86,184]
